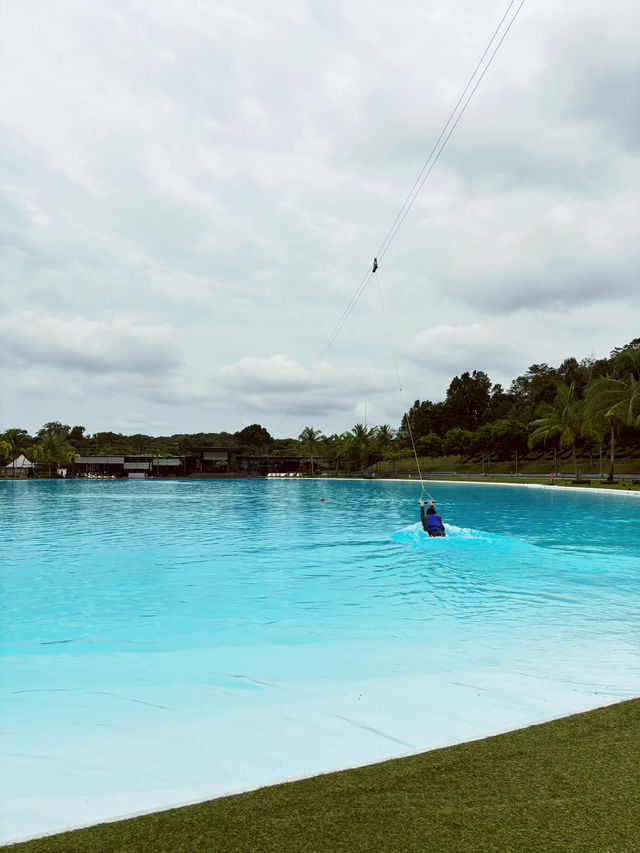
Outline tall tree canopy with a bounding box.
[234,424,273,449]
[445,370,492,431]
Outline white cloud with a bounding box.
[112,414,172,433]
[1,0,639,437]
[0,311,181,375]
[209,354,396,426]
[400,301,639,402]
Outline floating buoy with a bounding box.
[320,497,325,501]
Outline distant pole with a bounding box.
[553,448,557,477]
[515,449,518,476]
[482,453,485,476]
[599,444,603,478]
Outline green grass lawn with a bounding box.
[8,699,639,853]
[413,475,640,492]
[368,452,640,490]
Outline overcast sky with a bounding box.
[1,0,638,439]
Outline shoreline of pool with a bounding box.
[8,694,639,847]
[318,476,640,497]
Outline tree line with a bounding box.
[396,339,639,481]
[295,339,639,480]
[2,340,638,480]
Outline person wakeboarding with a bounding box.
[420,500,446,537]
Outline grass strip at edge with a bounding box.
[6,698,640,853]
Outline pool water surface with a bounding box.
[1,478,638,842]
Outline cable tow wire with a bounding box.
[374,264,433,503]
[307,0,526,379]
[376,0,526,267]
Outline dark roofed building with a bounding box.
[185,448,300,476]
[72,455,186,478]
[237,455,299,475]
[71,449,300,478]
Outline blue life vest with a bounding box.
[425,513,445,535]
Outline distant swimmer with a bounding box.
[420,500,446,537]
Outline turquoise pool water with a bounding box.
[1,478,638,841]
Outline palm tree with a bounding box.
[0,439,11,477]
[350,423,374,472]
[374,424,396,472]
[374,425,395,459]
[321,433,349,474]
[25,443,45,476]
[617,344,640,378]
[584,346,640,481]
[528,382,585,480]
[298,426,323,476]
[336,431,354,473]
[39,425,77,478]
[2,428,31,478]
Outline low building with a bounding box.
[1,454,35,477]
[185,448,300,476]
[236,455,299,475]
[71,450,300,478]
[72,455,186,478]
[184,447,238,475]
[73,456,126,476]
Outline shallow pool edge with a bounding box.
[7,694,639,848]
